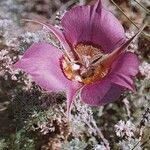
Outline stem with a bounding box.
[110,0,150,41]
[73,100,110,149]
[123,99,131,118]
[83,118,110,150]
[91,120,110,150]
[133,0,150,14]
[131,141,140,150]
[110,0,138,28]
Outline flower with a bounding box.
[115,120,136,138]
[139,61,150,78]
[14,0,141,114]
[94,143,109,150]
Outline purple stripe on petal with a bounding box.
[61,0,125,52]
[91,0,102,14]
[13,42,82,92]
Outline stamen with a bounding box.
[61,43,110,84]
[82,65,109,84]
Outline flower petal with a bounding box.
[80,77,124,106]
[61,0,125,52]
[100,25,145,68]
[14,42,82,92]
[81,52,139,106]
[110,52,139,91]
[66,85,81,117]
[23,19,74,61]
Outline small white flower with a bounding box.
[139,61,150,78]
[115,120,126,137]
[0,19,12,28]
[94,143,109,150]
[21,32,40,44]
[115,120,136,138]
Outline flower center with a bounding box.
[61,43,110,84]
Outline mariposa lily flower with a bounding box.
[14,0,143,114]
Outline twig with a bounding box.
[73,99,110,149]
[131,108,150,150]
[91,119,110,150]
[133,0,150,14]
[82,115,110,150]
[110,0,150,41]
[123,98,131,118]
[131,141,140,150]
[130,127,144,150]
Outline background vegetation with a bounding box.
[0,0,149,149]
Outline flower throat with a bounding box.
[62,43,110,84]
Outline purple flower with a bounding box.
[14,0,140,113]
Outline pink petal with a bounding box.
[100,26,145,68]
[80,52,139,106]
[66,85,81,117]
[61,0,125,52]
[100,84,124,104]
[110,52,139,91]
[23,19,74,60]
[14,42,82,92]
[80,77,124,106]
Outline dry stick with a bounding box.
[91,120,110,150]
[130,128,143,150]
[82,116,110,150]
[133,0,150,14]
[74,99,110,149]
[123,99,131,118]
[110,0,150,41]
[130,127,146,150]
[131,127,145,150]
[131,141,140,150]
[131,108,150,150]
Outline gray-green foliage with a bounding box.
[118,138,142,150]
[0,0,150,149]
[0,139,7,150]
[0,130,35,150]
[62,138,87,150]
